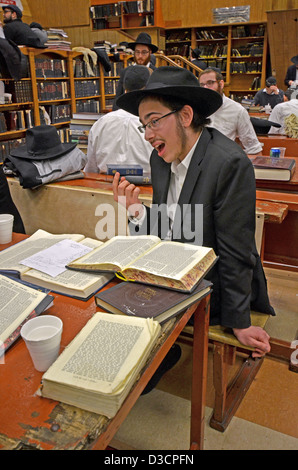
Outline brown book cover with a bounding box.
[95,279,212,324]
[251,157,296,181]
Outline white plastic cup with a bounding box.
[0,214,14,244]
[21,315,63,372]
[277,147,286,157]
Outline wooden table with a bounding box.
[0,234,211,450]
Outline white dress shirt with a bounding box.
[268,99,298,135]
[208,94,263,155]
[84,108,153,173]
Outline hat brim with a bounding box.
[116,84,223,117]
[250,117,281,135]
[10,142,77,160]
[128,42,159,53]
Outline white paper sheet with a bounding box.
[20,239,93,277]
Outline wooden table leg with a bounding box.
[190,295,210,450]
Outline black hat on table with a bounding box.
[10,125,76,160]
[250,117,281,135]
[116,66,222,117]
[128,32,158,53]
[2,5,22,18]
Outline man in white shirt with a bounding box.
[199,68,262,157]
[268,89,298,135]
[85,65,152,174]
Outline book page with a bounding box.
[0,275,47,343]
[125,241,212,279]
[23,238,107,290]
[69,235,160,271]
[42,312,161,395]
[0,229,85,274]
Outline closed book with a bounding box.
[106,164,143,176]
[95,279,212,324]
[251,157,296,181]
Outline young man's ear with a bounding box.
[179,105,194,128]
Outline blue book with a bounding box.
[106,164,143,176]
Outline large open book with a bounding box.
[0,230,113,300]
[40,312,161,418]
[67,235,217,293]
[0,274,54,355]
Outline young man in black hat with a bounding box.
[253,76,284,109]
[1,5,44,47]
[113,66,274,359]
[112,32,158,110]
[284,55,298,88]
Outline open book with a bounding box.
[0,230,113,300]
[67,235,217,293]
[40,312,161,418]
[0,274,54,355]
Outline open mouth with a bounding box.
[155,143,165,157]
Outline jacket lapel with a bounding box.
[172,129,211,240]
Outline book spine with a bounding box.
[106,166,144,176]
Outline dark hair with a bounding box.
[148,95,210,131]
[199,67,224,82]
[285,89,296,100]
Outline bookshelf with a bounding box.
[90,0,164,30]
[0,47,130,162]
[165,22,268,96]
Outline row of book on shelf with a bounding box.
[230,61,262,73]
[90,0,154,18]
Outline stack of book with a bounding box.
[69,112,104,152]
[45,28,71,51]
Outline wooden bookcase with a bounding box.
[165,22,268,97]
[0,47,130,162]
[90,0,164,30]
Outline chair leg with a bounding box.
[210,342,264,432]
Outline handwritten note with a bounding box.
[20,239,93,277]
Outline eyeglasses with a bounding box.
[138,110,177,133]
[134,50,150,56]
[200,80,218,88]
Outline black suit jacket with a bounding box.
[131,127,274,328]
[285,64,297,86]
[112,63,156,110]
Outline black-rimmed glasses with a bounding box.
[138,109,177,133]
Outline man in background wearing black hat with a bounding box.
[113,67,274,366]
[1,5,44,47]
[190,48,207,70]
[85,65,152,174]
[112,32,158,110]
[253,76,284,110]
[284,55,298,88]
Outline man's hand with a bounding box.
[112,171,144,218]
[233,326,270,358]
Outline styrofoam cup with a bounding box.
[21,315,63,372]
[0,214,14,244]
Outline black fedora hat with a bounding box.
[291,55,298,65]
[2,4,22,18]
[192,47,202,58]
[10,125,76,160]
[128,32,158,53]
[250,117,281,135]
[116,66,223,117]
